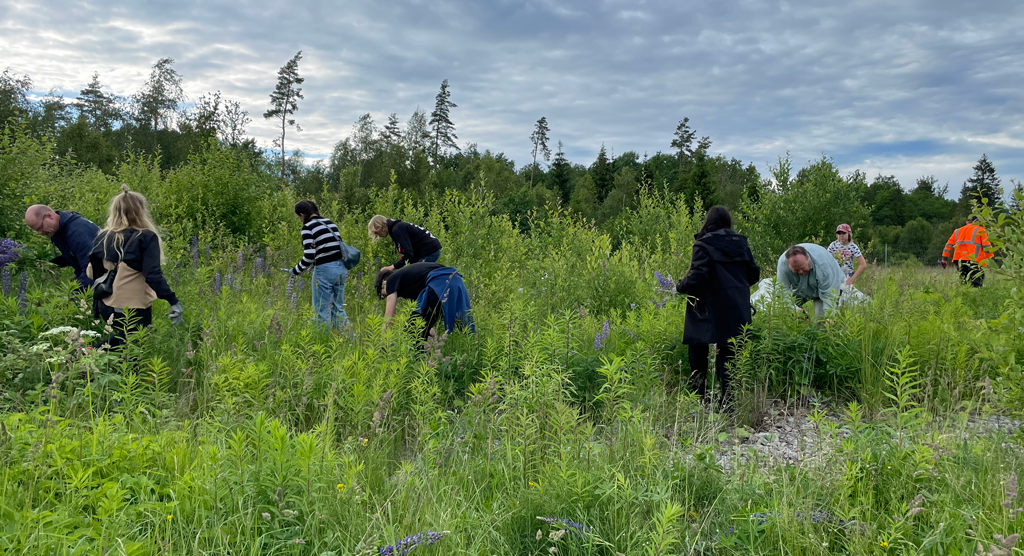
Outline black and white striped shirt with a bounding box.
[291,217,343,274]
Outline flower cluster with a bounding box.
[654,271,675,291]
[190,236,199,266]
[378,530,448,556]
[18,273,28,312]
[213,272,222,295]
[594,320,610,351]
[1,267,11,297]
[0,238,22,267]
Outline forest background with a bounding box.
[1,58,1018,268]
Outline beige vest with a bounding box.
[88,260,158,309]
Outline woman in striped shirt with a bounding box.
[288,200,350,331]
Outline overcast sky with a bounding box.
[3,0,1023,195]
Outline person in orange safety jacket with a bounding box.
[942,216,993,288]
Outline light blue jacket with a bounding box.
[776,243,844,312]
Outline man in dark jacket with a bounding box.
[676,206,760,407]
[24,205,100,289]
[368,215,442,271]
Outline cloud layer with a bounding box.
[4,0,1023,193]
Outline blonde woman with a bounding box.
[88,185,181,347]
[367,215,442,272]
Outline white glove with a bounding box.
[169,303,183,324]
[280,267,293,274]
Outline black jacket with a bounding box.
[676,228,760,345]
[89,228,178,306]
[51,211,100,288]
[387,219,442,269]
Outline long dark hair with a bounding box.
[294,200,320,225]
[698,205,732,237]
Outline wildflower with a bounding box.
[529,481,536,489]
[237,250,244,267]
[601,320,610,340]
[226,273,233,289]
[0,238,22,267]
[654,271,674,291]
[298,278,305,292]
[536,530,543,541]
[1004,472,1018,508]
[282,509,297,518]
[880,541,888,548]
[549,548,557,554]
[594,331,603,351]
[537,517,589,537]
[363,438,369,446]
[17,273,28,312]
[190,237,199,266]
[213,273,222,295]
[261,512,271,521]
[1,266,11,296]
[167,515,172,522]
[378,530,448,556]
[251,259,259,283]
[337,483,345,492]
[549,529,566,541]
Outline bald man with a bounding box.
[24,205,100,289]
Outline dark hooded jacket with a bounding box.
[51,211,100,288]
[386,218,442,269]
[676,228,760,345]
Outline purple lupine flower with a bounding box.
[0,238,22,267]
[237,250,244,267]
[601,320,610,340]
[18,273,28,311]
[654,271,674,291]
[594,332,604,351]
[204,244,210,260]
[226,273,233,289]
[653,299,667,309]
[251,260,258,283]
[286,275,295,298]
[235,275,242,294]
[537,517,590,537]
[190,236,199,266]
[378,531,448,556]
[1,267,11,297]
[214,272,222,294]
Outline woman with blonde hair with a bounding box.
[88,185,181,347]
[367,214,442,272]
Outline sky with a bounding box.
[3,0,1023,196]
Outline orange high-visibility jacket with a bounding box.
[943,224,993,265]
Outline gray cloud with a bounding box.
[3,0,1023,193]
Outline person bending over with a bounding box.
[374,262,474,342]
[776,243,844,317]
[24,205,100,290]
[368,215,442,271]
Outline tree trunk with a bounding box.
[280,114,286,182]
[530,154,537,188]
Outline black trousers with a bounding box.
[96,301,153,349]
[411,288,443,343]
[687,341,735,404]
[956,261,985,288]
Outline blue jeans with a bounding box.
[420,249,441,263]
[312,260,349,330]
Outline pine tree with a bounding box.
[132,58,185,130]
[592,145,614,202]
[429,79,459,159]
[670,117,696,163]
[549,141,572,204]
[959,154,1002,211]
[679,138,718,210]
[76,73,120,131]
[383,113,402,146]
[1008,180,1024,213]
[263,51,304,182]
[529,116,551,188]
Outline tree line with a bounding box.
[2,53,1020,266]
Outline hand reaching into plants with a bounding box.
[168,303,183,324]
[279,267,293,274]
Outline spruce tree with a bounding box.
[429,79,459,159]
[591,145,614,202]
[549,141,572,204]
[959,154,1002,211]
[383,113,402,146]
[263,51,304,182]
[670,117,696,163]
[529,116,551,188]
[405,107,431,153]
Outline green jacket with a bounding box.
[776,243,844,312]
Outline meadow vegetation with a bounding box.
[1,126,1024,554]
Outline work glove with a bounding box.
[169,303,183,325]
